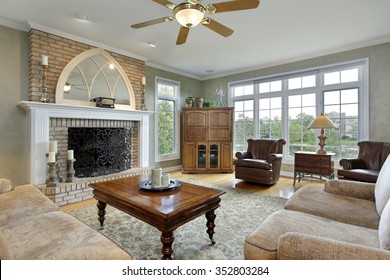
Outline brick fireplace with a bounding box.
[19,101,153,206]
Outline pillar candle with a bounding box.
[48,151,56,163]
[142,76,146,85]
[151,168,162,187]
[67,150,74,160]
[162,173,170,187]
[41,55,48,66]
[49,141,57,153]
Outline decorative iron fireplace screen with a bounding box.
[68,127,132,178]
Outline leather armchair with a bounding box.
[233,138,286,185]
[338,141,390,183]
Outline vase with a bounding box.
[195,97,204,108]
[185,97,193,108]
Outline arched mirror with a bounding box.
[56,48,135,110]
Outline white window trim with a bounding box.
[229,58,369,165]
[154,77,181,162]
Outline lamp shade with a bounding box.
[307,114,337,129]
[174,3,205,27]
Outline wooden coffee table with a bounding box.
[89,174,225,260]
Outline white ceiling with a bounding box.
[1,0,390,80]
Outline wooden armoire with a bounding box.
[182,107,234,173]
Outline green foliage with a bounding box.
[158,99,175,155]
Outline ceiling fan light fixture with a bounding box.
[174,3,205,28]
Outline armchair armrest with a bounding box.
[278,232,390,260]
[268,153,283,163]
[324,179,375,201]
[339,158,367,170]
[235,151,252,160]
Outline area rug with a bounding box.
[66,178,287,260]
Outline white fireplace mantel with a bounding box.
[19,101,154,184]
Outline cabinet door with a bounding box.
[209,109,232,141]
[209,143,220,169]
[184,110,207,141]
[196,143,208,170]
[220,142,233,171]
[182,143,196,171]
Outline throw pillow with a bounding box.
[378,198,390,250]
[0,178,13,194]
[375,155,390,216]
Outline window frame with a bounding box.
[154,77,181,162]
[228,58,369,164]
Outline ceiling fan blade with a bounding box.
[131,17,173,29]
[206,0,260,14]
[176,26,190,45]
[202,18,233,37]
[153,0,176,9]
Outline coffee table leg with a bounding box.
[97,201,106,229]
[206,210,216,245]
[160,231,174,260]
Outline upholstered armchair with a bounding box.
[338,141,390,183]
[233,138,286,185]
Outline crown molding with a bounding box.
[27,21,148,62]
[0,17,29,31]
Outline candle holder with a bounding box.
[65,159,76,183]
[141,84,147,111]
[47,162,58,187]
[40,64,49,103]
[55,153,63,183]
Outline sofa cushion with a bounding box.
[0,184,59,227]
[0,178,13,194]
[0,231,13,259]
[375,155,390,216]
[0,211,132,260]
[285,185,380,229]
[378,199,390,250]
[244,210,379,260]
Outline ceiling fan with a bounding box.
[131,0,260,45]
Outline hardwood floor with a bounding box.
[61,170,324,211]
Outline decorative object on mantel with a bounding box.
[185,97,194,108]
[91,97,116,108]
[47,141,63,184]
[195,97,204,108]
[40,55,49,103]
[141,76,147,111]
[214,86,226,107]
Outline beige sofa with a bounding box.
[244,155,390,260]
[0,178,132,260]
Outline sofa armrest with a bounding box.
[278,232,390,260]
[235,151,252,159]
[339,158,366,170]
[324,179,376,201]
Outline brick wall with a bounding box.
[28,28,145,108]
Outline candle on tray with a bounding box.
[67,150,74,160]
[151,168,162,187]
[48,151,56,163]
[49,141,57,153]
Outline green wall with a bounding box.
[0,25,29,185]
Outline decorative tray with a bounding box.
[139,179,182,192]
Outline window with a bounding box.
[229,59,368,161]
[155,77,180,162]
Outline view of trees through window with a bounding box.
[231,62,365,160]
[156,78,179,161]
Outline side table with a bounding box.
[294,151,335,186]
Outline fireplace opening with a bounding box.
[68,127,132,177]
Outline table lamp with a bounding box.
[307,113,337,154]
